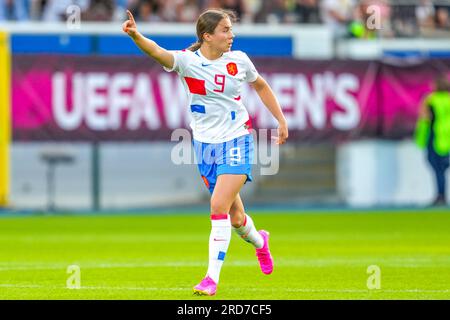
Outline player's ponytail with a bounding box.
[188,40,202,52]
[188,9,237,52]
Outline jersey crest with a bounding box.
[226,62,238,76]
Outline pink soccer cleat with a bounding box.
[193,275,217,296]
[256,230,273,275]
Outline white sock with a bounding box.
[206,213,231,284]
[233,214,264,249]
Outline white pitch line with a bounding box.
[0,284,449,294]
[0,284,188,291]
[0,261,244,271]
[1,256,450,271]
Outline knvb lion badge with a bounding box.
[226,62,238,76]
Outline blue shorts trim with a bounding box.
[193,134,254,194]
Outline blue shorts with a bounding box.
[193,134,254,194]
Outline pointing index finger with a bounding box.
[127,10,135,22]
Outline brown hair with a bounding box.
[188,9,237,52]
[435,74,450,92]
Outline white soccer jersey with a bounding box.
[163,49,259,143]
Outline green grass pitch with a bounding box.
[0,209,449,299]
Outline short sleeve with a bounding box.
[242,52,259,83]
[163,50,190,75]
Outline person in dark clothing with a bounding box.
[415,75,450,206]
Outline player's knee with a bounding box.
[230,213,245,228]
[210,196,231,216]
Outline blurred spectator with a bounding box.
[83,0,115,21]
[391,2,418,37]
[175,0,201,23]
[320,0,357,38]
[112,0,128,20]
[242,0,260,20]
[435,4,450,30]
[29,0,46,21]
[156,0,176,21]
[0,0,29,21]
[0,0,449,41]
[293,0,320,24]
[415,75,450,207]
[416,0,435,30]
[132,0,164,22]
[349,0,392,39]
[42,0,89,22]
[254,0,288,24]
[206,0,250,23]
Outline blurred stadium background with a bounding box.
[1,0,450,211]
[0,0,449,300]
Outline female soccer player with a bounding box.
[123,8,288,296]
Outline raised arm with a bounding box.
[250,75,288,145]
[122,10,174,70]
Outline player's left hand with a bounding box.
[276,121,288,145]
